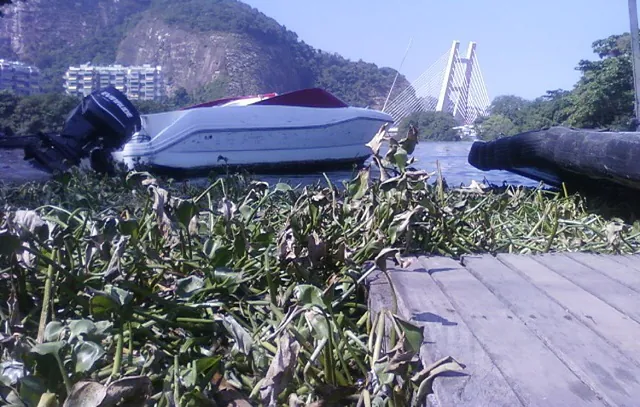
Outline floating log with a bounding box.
[468,126,640,193]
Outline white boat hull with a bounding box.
[112,104,393,173]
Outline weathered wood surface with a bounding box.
[367,253,640,407]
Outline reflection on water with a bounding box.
[255,142,539,188]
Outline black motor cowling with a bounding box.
[24,86,141,174]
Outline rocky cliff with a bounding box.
[115,14,309,97]
[0,0,409,108]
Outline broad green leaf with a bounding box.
[304,310,331,340]
[210,267,243,284]
[394,147,408,172]
[94,321,113,336]
[176,276,205,298]
[374,360,395,387]
[90,295,118,319]
[388,207,425,244]
[274,183,292,192]
[180,363,199,391]
[294,284,325,308]
[347,168,370,200]
[74,341,105,373]
[69,319,97,341]
[31,341,65,356]
[104,285,133,307]
[392,316,423,353]
[194,356,222,378]
[202,238,233,266]
[43,321,65,342]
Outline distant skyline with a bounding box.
[242,0,631,101]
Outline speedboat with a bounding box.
[22,86,393,176]
[111,87,394,174]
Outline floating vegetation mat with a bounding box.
[1,126,640,406]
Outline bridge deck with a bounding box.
[367,253,640,407]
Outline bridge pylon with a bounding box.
[384,40,490,127]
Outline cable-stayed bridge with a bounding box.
[383,41,491,127]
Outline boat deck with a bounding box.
[367,253,640,406]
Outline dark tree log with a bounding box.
[468,126,640,193]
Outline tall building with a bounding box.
[63,64,165,101]
[0,59,41,96]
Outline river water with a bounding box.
[257,141,538,188]
[0,142,537,188]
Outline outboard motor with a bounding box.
[24,86,141,174]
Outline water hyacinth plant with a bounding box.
[1,124,640,406]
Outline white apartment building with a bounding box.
[63,64,166,101]
[0,59,41,95]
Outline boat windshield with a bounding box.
[221,97,265,107]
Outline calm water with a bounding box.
[1,142,538,188]
[255,141,538,188]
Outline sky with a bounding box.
[241,0,631,101]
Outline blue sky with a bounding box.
[241,0,630,101]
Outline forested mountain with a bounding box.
[0,0,409,108]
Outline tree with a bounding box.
[489,95,531,123]
[0,92,79,135]
[474,114,518,141]
[566,34,635,129]
[397,111,462,141]
[477,31,637,135]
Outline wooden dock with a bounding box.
[367,253,640,407]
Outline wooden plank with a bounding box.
[478,253,640,405]
[566,253,640,293]
[420,256,604,406]
[532,253,640,325]
[387,258,523,407]
[366,268,402,352]
[609,254,640,272]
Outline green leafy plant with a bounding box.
[2,123,640,406]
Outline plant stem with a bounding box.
[36,248,57,344]
[110,322,124,383]
[55,353,72,394]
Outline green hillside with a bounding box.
[0,0,406,108]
